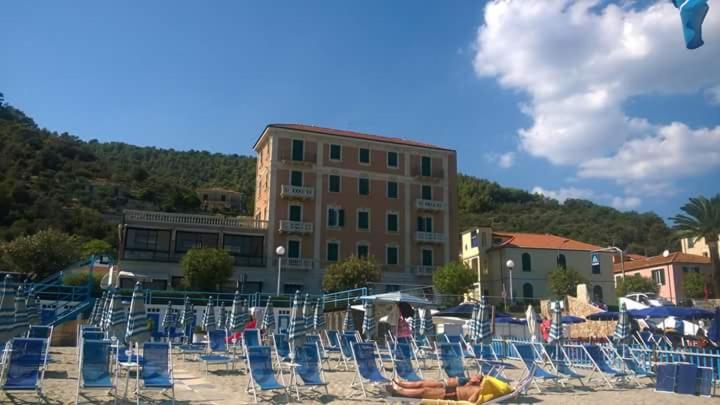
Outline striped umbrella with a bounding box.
[179,297,193,336]
[88,294,101,325]
[342,304,354,332]
[217,303,227,330]
[92,292,107,325]
[0,276,16,342]
[302,294,313,334]
[287,291,306,357]
[469,303,479,341]
[228,291,245,333]
[312,298,325,332]
[100,292,112,331]
[108,292,126,340]
[421,307,436,338]
[548,301,563,344]
[261,299,275,332]
[125,282,150,345]
[475,298,491,343]
[410,313,422,339]
[13,284,29,338]
[614,303,631,343]
[203,298,216,332]
[161,300,175,332]
[25,289,40,326]
[362,300,376,340]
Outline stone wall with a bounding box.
[566,296,616,338]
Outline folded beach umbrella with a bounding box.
[548,301,563,344]
[672,0,709,49]
[475,298,491,344]
[362,300,376,340]
[100,292,112,331]
[25,288,40,326]
[179,297,192,335]
[614,303,631,344]
[0,276,17,342]
[287,291,306,356]
[342,304,354,332]
[161,300,175,332]
[125,282,150,345]
[526,304,539,341]
[203,297,216,333]
[261,298,275,333]
[88,293,101,326]
[410,313,421,339]
[228,291,246,333]
[92,292,107,326]
[13,284,29,338]
[108,292,126,340]
[421,307,435,338]
[469,302,479,341]
[217,303,227,330]
[312,298,324,332]
[302,294,313,334]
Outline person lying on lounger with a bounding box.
[386,374,512,402]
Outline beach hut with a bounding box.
[125,282,150,346]
[287,291,306,357]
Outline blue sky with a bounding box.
[2,1,719,219]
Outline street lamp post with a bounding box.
[275,246,286,296]
[506,259,515,304]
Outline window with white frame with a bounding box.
[329,175,341,193]
[387,151,398,168]
[421,248,433,266]
[357,209,370,231]
[327,207,345,228]
[357,243,369,258]
[386,212,399,233]
[387,181,398,199]
[287,239,301,258]
[327,241,339,262]
[358,177,370,195]
[386,245,399,265]
[651,268,666,285]
[359,148,370,164]
[289,204,302,221]
[329,144,342,161]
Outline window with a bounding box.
[330,144,342,161]
[327,207,345,228]
[175,231,219,253]
[421,156,431,176]
[693,267,700,273]
[651,268,666,285]
[422,249,433,266]
[144,279,168,290]
[523,283,534,299]
[687,238,695,248]
[359,148,370,164]
[416,216,433,232]
[386,245,399,265]
[223,234,265,266]
[358,177,369,195]
[593,285,604,302]
[171,276,184,289]
[357,210,370,231]
[290,170,303,187]
[220,194,226,202]
[124,228,171,257]
[287,240,301,258]
[557,254,567,269]
[327,241,339,262]
[387,151,398,168]
[470,230,479,248]
[387,181,398,199]
[683,266,689,273]
[202,194,208,201]
[421,185,432,200]
[385,284,400,292]
[522,253,532,272]
[329,175,341,193]
[387,212,399,232]
[357,244,369,258]
[289,205,302,221]
[291,139,304,161]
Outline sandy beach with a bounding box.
[0,346,714,404]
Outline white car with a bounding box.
[621,292,674,310]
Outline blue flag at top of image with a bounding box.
[672,0,710,49]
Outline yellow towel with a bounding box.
[420,376,514,405]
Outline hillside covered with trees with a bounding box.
[0,94,674,255]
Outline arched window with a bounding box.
[557,254,567,269]
[522,253,532,272]
[523,283,534,299]
[593,285,604,302]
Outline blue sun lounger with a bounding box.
[582,344,626,388]
[245,345,288,403]
[542,344,584,385]
[291,342,329,400]
[304,334,332,369]
[339,333,359,370]
[511,343,559,393]
[388,341,423,382]
[350,342,389,399]
[272,333,292,368]
[199,330,232,374]
[435,342,469,381]
[0,338,48,397]
[75,339,116,405]
[137,342,174,405]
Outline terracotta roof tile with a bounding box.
[490,232,603,251]
[261,124,455,152]
[613,252,711,273]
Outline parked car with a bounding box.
[621,292,674,310]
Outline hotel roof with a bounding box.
[255,123,455,152]
[613,252,711,273]
[490,232,603,251]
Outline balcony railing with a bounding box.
[123,209,267,231]
[279,152,317,164]
[410,266,435,276]
[415,231,446,243]
[415,199,445,211]
[411,167,444,179]
[279,220,313,234]
[282,257,314,270]
[280,184,315,199]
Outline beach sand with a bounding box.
[1,346,714,404]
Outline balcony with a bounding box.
[278,152,317,166]
[410,266,435,276]
[283,257,314,271]
[411,167,444,180]
[123,209,267,232]
[279,220,313,234]
[280,184,315,200]
[415,231,446,243]
[415,199,445,211]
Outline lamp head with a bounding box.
[275,246,286,256]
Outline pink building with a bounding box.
[613,252,712,303]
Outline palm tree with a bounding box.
[671,195,720,296]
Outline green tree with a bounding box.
[0,229,81,279]
[180,248,234,290]
[322,256,381,292]
[80,239,113,259]
[615,274,658,297]
[432,261,476,304]
[63,271,105,297]
[671,195,720,296]
[547,267,587,298]
[683,272,708,300]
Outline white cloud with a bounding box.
[708,85,720,105]
[611,196,642,210]
[485,151,516,168]
[531,186,596,202]
[474,0,720,190]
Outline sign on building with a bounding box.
[591,253,601,274]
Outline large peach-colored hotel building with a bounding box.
[118,124,458,294]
